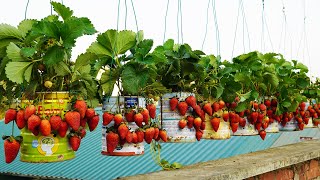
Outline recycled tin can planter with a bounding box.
[101,122,144,156]
[20,129,75,163]
[20,92,75,163]
[265,121,279,133]
[102,96,145,156]
[203,115,230,140]
[279,118,297,131]
[161,92,196,143]
[231,117,258,136]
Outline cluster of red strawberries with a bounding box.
[292,102,320,130]
[170,95,227,141]
[3,100,99,163]
[102,103,167,154]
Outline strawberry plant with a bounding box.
[0,2,98,102]
[87,29,168,100]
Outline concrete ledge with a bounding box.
[122,140,320,180]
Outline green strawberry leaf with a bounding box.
[116,30,136,55]
[74,52,97,71]
[51,2,73,21]
[235,102,248,112]
[296,78,309,89]
[5,61,33,84]
[136,39,153,57]
[21,47,36,58]
[18,19,37,38]
[121,64,149,95]
[163,39,174,50]
[87,42,112,57]
[43,45,65,65]
[0,24,23,40]
[6,42,24,62]
[100,69,118,96]
[136,30,144,44]
[25,20,59,42]
[24,64,33,82]
[54,61,71,76]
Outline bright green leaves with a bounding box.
[0,24,23,40]
[6,43,24,62]
[21,47,36,58]
[18,20,36,38]
[5,62,33,83]
[88,29,136,58]
[121,64,149,95]
[43,45,65,65]
[74,52,97,72]
[100,69,118,96]
[51,2,73,21]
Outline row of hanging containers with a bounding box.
[1,2,320,164]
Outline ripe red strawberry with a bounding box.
[193,117,202,129]
[303,117,309,124]
[187,116,194,129]
[136,130,144,143]
[194,105,202,116]
[296,116,303,123]
[147,104,156,119]
[259,104,267,111]
[259,130,266,140]
[145,127,155,144]
[264,99,271,107]
[24,105,36,120]
[154,127,159,139]
[219,100,225,109]
[178,119,187,129]
[85,108,95,119]
[222,111,229,122]
[118,123,129,140]
[15,109,25,129]
[231,122,239,133]
[132,132,138,143]
[40,119,51,136]
[27,114,41,131]
[196,130,203,141]
[200,121,206,130]
[125,109,135,122]
[253,102,259,110]
[238,111,245,118]
[210,117,220,132]
[255,122,262,131]
[269,117,274,123]
[88,115,99,131]
[114,114,123,126]
[230,102,237,109]
[267,110,273,118]
[3,137,21,163]
[262,122,268,129]
[80,118,88,128]
[69,135,81,151]
[103,112,114,126]
[257,113,264,123]
[126,132,133,143]
[299,102,306,111]
[298,123,304,130]
[202,103,213,116]
[239,117,246,127]
[73,100,87,119]
[185,95,197,109]
[106,131,119,154]
[65,111,81,131]
[159,129,167,142]
[79,128,86,138]
[58,121,68,137]
[50,115,62,131]
[134,113,144,127]
[141,109,150,125]
[169,97,179,111]
[177,101,188,116]
[212,102,220,112]
[5,109,16,124]
[199,110,206,121]
[263,116,270,124]
[251,112,258,123]
[31,127,40,136]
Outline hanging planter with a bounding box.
[101,96,145,156]
[0,2,100,163]
[20,92,75,163]
[161,92,196,142]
